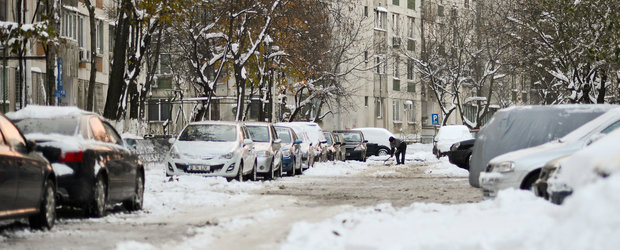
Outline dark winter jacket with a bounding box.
[390,138,405,152]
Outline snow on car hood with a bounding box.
[24,132,85,152]
[172,141,238,159]
[488,140,578,168]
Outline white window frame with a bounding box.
[392,13,399,35]
[374,9,387,30]
[393,56,400,79]
[407,16,415,39]
[393,100,401,123]
[376,99,383,118]
[376,55,386,75]
[406,101,415,123]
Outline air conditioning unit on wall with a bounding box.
[79,48,90,62]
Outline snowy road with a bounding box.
[0,145,480,249]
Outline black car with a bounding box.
[447,139,475,170]
[8,106,144,217]
[333,130,367,161]
[0,114,56,229]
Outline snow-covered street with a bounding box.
[0,144,482,249]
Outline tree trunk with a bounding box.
[86,3,97,111]
[597,70,606,104]
[103,0,131,120]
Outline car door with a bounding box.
[270,125,282,167]
[0,130,18,215]
[103,122,137,200]
[0,116,44,211]
[88,116,125,201]
[241,126,254,171]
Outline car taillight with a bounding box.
[59,151,84,163]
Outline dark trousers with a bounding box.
[395,144,406,164]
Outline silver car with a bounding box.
[276,122,315,169]
[246,122,283,180]
[480,107,620,198]
[165,121,258,181]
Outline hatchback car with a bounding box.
[333,130,367,161]
[276,123,315,169]
[0,114,56,229]
[246,122,283,180]
[479,107,620,197]
[447,139,475,170]
[275,126,303,176]
[166,121,257,181]
[291,122,328,162]
[352,127,394,156]
[323,132,344,161]
[433,125,474,158]
[8,106,145,217]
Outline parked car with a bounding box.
[432,125,474,158]
[246,122,283,180]
[533,155,569,200]
[165,121,257,181]
[0,113,56,229]
[352,127,394,156]
[333,130,367,161]
[547,128,620,204]
[8,106,145,217]
[275,126,303,176]
[276,123,315,169]
[447,139,475,170]
[323,132,344,161]
[468,104,614,187]
[294,122,328,162]
[479,107,620,197]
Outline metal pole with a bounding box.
[2,49,6,113]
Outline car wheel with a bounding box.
[288,159,296,176]
[29,180,56,230]
[521,172,539,192]
[266,160,275,180]
[237,162,244,182]
[298,161,304,175]
[250,162,258,181]
[123,174,144,211]
[277,162,283,178]
[90,176,107,218]
[378,148,389,156]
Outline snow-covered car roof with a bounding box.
[352,127,394,147]
[435,125,473,141]
[549,128,620,192]
[6,105,96,120]
[188,120,239,126]
[277,122,326,145]
[469,104,616,187]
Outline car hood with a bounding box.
[489,140,582,171]
[172,141,238,159]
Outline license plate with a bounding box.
[188,164,210,171]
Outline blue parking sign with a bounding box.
[432,113,439,125]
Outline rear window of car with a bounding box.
[275,128,292,143]
[179,124,237,142]
[247,126,270,142]
[14,117,80,136]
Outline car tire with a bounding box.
[29,180,56,230]
[297,161,304,175]
[123,174,144,211]
[266,160,275,180]
[89,176,107,218]
[237,162,244,182]
[288,159,296,176]
[378,148,389,156]
[521,172,539,192]
[277,162,283,178]
[250,162,258,181]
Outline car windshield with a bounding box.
[340,132,362,142]
[14,117,79,136]
[275,128,293,143]
[179,124,237,142]
[247,126,270,142]
[323,133,333,145]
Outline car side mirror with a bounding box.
[26,140,36,153]
[363,140,368,143]
[168,138,176,144]
[321,140,327,144]
[243,138,254,146]
[335,142,341,145]
[294,139,303,144]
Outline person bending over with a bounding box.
[389,136,407,165]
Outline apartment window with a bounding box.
[393,100,401,122]
[407,59,414,80]
[364,96,369,107]
[393,79,401,91]
[364,51,368,63]
[61,10,79,41]
[109,24,115,52]
[364,6,368,17]
[407,81,415,92]
[96,20,104,54]
[376,99,383,118]
[464,0,469,9]
[406,101,415,123]
[148,99,172,122]
[376,55,386,74]
[0,0,6,21]
[393,57,400,79]
[158,53,172,75]
[375,8,387,30]
[407,39,416,51]
[407,17,415,39]
[78,16,85,48]
[408,0,415,9]
[393,0,399,5]
[392,13,399,34]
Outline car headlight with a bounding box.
[493,161,515,173]
[169,148,181,159]
[282,148,291,157]
[257,150,270,157]
[451,142,461,151]
[222,152,234,159]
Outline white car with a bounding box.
[432,125,474,158]
[292,122,328,162]
[246,122,283,180]
[352,127,395,156]
[547,128,620,204]
[165,121,258,181]
[276,122,316,169]
[479,107,620,198]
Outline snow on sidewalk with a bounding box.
[282,175,620,250]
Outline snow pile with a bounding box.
[424,157,469,177]
[143,167,261,216]
[303,161,367,176]
[283,175,620,250]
